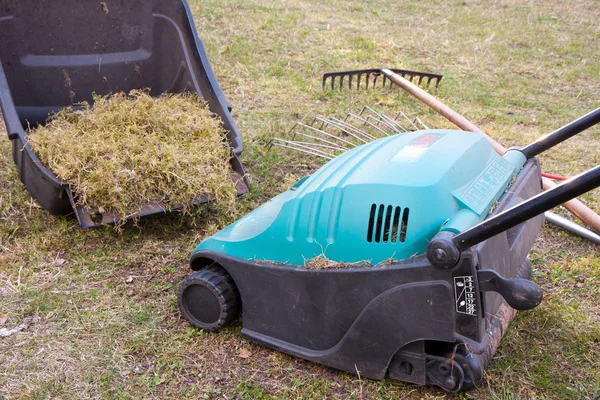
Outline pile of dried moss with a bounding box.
[27,90,237,218]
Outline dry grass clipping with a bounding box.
[304,256,371,270]
[27,90,237,218]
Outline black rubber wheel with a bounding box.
[177,265,240,332]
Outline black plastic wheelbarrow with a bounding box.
[0,0,249,227]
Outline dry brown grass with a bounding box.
[27,90,237,219]
[303,255,371,270]
[1,0,599,398]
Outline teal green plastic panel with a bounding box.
[196,130,526,266]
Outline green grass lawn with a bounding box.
[1,0,599,398]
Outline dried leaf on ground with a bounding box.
[238,348,252,359]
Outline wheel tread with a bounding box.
[177,265,241,331]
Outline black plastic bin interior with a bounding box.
[0,0,248,227]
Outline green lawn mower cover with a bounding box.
[196,130,526,265]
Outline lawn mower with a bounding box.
[178,107,600,392]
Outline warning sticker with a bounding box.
[454,276,477,316]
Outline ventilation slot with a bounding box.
[400,208,410,243]
[391,206,401,242]
[382,205,393,243]
[374,204,385,242]
[367,204,376,242]
[367,204,409,243]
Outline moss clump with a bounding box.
[27,90,237,219]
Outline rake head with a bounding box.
[322,68,442,90]
[269,106,430,161]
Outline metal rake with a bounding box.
[322,68,443,91]
[269,106,430,160]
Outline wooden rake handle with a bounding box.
[381,69,600,233]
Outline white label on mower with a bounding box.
[454,276,477,316]
[392,145,428,162]
[391,134,443,163]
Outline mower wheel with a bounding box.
[177,266,240,332]
[445,346,480,391]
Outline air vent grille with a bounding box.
[367,204,409,243]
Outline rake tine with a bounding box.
[365,115,401,135]
[356,105,369,117]
[293,131,350,151]
[347,113,391,136]
[308,115,325,130]
[292,112,313,132]
[314,117,371,144]
[357,106,399,134]
[414,117,429,130]
[356,105,411,133]
[272,142,335,160]
[287,122,301,141]
[329,117,378,142]
[365,107,410,132]
[311,113,331,130]
[357,105,375,120]
[272,138,336,157]
[297,122,358,147]
[315,118,327,130]
[369,114,405,135]
[329,118,378,142]
[364,114,382,127]
[280,138,346,152]
[382,113,410,132]
[300,112,312,124]
[395,111,419,130]
[345,112,371,129]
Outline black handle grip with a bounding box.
[478,270,543,311]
